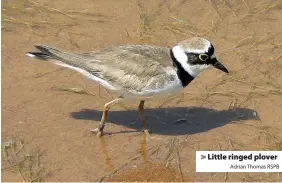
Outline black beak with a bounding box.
[212,59,229,73]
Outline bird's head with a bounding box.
[171,37,228,77]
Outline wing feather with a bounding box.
[27,44,177,94]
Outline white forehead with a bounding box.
[178,37,211,54]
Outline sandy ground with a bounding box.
[2,0,282,181]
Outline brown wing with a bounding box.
[87,45,174,92]
[30,44,175,92]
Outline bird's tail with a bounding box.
[26,44,67,61]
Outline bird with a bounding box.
[26,37,228,137]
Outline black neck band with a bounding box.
[170,49,194,87]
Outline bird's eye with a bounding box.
[199,54,209,61]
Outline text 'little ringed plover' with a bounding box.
[26,37,229,137]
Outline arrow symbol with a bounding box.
[201,155,206,159]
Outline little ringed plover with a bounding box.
[26,37,229,137]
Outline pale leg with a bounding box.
[138,100,150,136]
[91,98,122,137]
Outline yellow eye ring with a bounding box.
[199,54,209,61]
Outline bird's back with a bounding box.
[27,44,181,98]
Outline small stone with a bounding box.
[3,139,16,148]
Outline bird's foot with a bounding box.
[90,128,112,137]
[142,129,151,137]
[141,129,161,140]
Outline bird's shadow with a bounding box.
[70,106,258,135]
